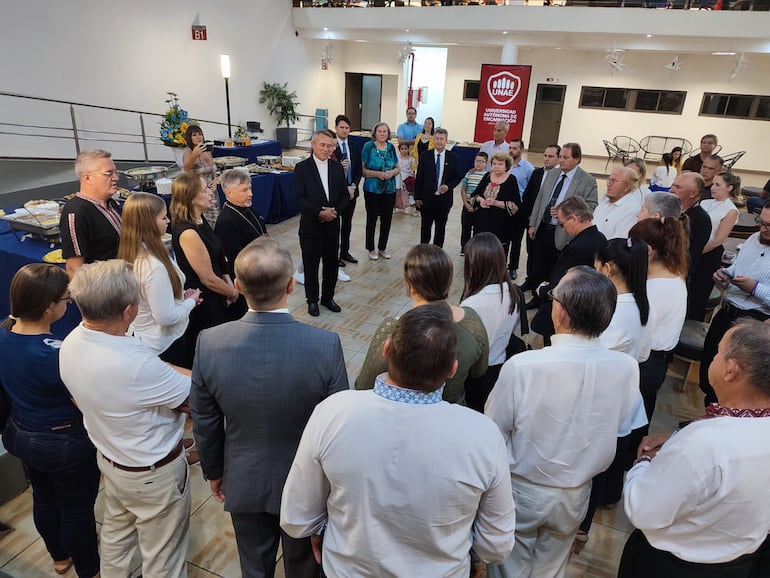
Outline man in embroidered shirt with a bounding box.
[594,166,642,239]
[59,150,122,279]
[281,302,516,578]
[620,320,770,577]
[485,266,647,578]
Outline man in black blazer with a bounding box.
[332,114,361,267]
[191,237,348,578]
[414,128,463,247]
[531,196,607,344]
[294,129,350,316]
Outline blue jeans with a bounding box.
[2,418,100,577]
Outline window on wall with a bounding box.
[700,92,770,120]
[579,86,686,114]
[463,80,480,101]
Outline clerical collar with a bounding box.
[703,403,770,419]
[373,373,444,405]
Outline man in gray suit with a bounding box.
[191,237,348,578]
[526,142,598,308]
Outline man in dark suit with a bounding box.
[414,128,463,247]
[332,114,361,267]
[519,144,560,291]
[191,237,348,578]
[530,196,607,344]
[527,142,598,308]
[294,129,350,316]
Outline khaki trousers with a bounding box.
[487,475,591,578]
[97,452,191,578]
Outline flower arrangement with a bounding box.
[234,124,248,140]
[159,92,194,148]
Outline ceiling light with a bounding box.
[323,27,328,31]
[405,29,410,32]
[712,51,736,55]
[502,31,508,35]
[354,39,369,43]
[646,34,653,38]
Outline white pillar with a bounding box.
[501,39,518,64]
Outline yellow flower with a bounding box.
[180,123,188,132]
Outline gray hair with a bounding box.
[69,259,139,321]
[614,166,639,190]
[553,265,616,338]
[220,168,250,191]
[494,121,510,132]
[642,192,681,219]
[235,237,293,309]
[722,320,770,396]
[557,196,593,222]
[434,127,448,138]
[75,150,112,178]
[311,129,335,142]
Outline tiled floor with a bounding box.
[0,156,718,576]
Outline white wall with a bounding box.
[410,47,448,129]
[0,0,341,160]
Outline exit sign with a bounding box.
[192,25,207,41]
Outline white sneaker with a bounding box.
[293,270,305,285]
[337,268,351,282]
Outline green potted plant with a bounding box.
[259,82,300,150]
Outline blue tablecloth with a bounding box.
[215,172,298,224]
[213,140,282,164]
[0,222,82,338]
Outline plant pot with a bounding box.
[276,127,297,150]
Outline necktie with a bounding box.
[435,153,442,191]
[341,141,351,185]
[542,173,567,224]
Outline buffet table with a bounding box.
[213,140,282,164]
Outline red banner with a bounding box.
[473,64,532,143]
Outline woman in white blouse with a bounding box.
[649,153,677,192]
[688,172,741,321]
[118,193,200,357]
[574,237,653,553]
[460,232,521,412]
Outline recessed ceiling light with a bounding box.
[354,39,369,43]
[323,27,328,31]
[502,31,508,35]
[405,29,410,32]
[712,51,736,55]
[554,47,563,50]
[646,34,653,38]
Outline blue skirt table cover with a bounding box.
[212,140,282,164]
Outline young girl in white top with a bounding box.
[649,153,677,192]
[396,142,417,214]
[118,193,200,356]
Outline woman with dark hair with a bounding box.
[355,244,488,404]
[118,193,200,357]
[411,116,435,167]
[182,125,219,223]
[471,152,521,252]
[629,217,687,423]
[649,153,676,192]
[0,264,100,578]
[670,146,684,173]
[361,122,399,260]
[171,171,238,367]
[573,237,653,553]
[460,233,521,412]
[688,172,741,321]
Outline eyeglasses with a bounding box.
[756,216,770,229]
[58,295,73,305]
[87,170,120,179]
[547,289,561,303]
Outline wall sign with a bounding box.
[192,25,207,41]
[474,64,532,142]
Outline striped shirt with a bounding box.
[723,232,770,315]
[462,170,486,196]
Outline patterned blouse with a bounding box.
[361,140,398,195]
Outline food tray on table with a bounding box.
[214,156,247,169]
[1,206,61,238]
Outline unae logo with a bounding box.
[487,71,521,106]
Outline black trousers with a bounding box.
[364,191,396,251]
[460,207,476,251]
[464,363,502,413]
[300,231,339,304]
[420,201,451,247]
[619,529,761,578]
[507,219,527,273]
[699,304,770,405]
[528,223,559,289]
[339,195,357,257]
[230,512,320,578]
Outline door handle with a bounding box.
[359,103,362,110]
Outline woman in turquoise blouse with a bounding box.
[361,122,399,260]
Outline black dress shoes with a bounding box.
[321,299,342,313]
[338,259,346,268]
[308,302,320,317]
[340,253,359,264]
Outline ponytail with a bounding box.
[595,238,650,326]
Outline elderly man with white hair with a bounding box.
[594,166,642,239]
[60,260,191,578]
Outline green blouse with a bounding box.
[354,306,489,404]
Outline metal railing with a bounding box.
[0,92,325,160]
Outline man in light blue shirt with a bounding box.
[396,107,421,147]
[507,139,535,278]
